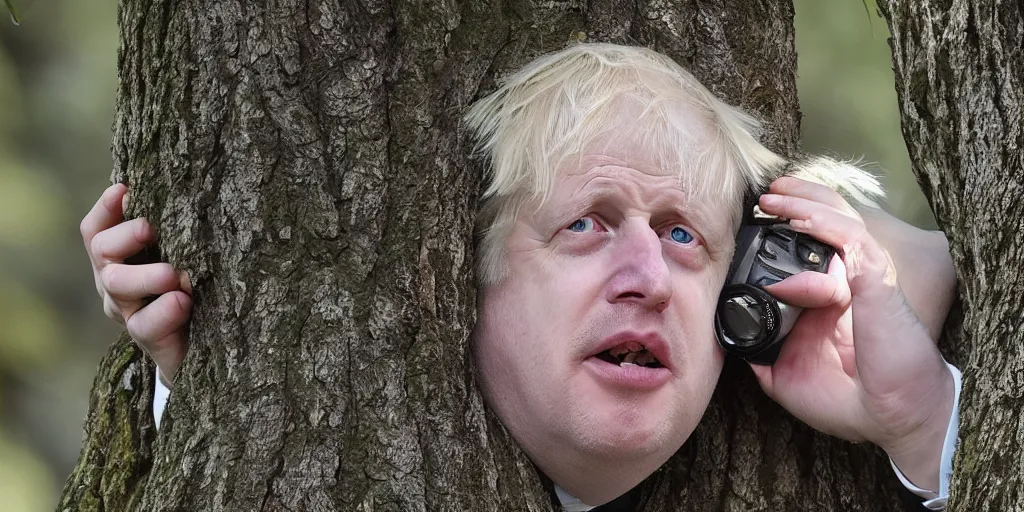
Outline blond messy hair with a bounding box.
[464,43,880,284]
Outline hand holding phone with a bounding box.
[715,220,834,365]
[740,176,954,493]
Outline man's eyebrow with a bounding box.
[536,185,606,228]
[540,179,722,232]
[639,187,735,245]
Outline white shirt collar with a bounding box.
[555,486,596,511]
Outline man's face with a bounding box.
[473,122,737,497]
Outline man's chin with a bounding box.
[575,406,677,458]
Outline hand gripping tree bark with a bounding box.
[59,0,997,510]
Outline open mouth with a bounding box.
[593,342,664,369]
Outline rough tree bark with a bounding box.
[881,1,1023,510]
[60,1,916,510]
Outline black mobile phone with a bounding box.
[714,218,834,365]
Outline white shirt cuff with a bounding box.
[889,363,961,510]
[153,367,171,429]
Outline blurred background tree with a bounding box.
[0,0,935,509]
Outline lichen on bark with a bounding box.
[58,334,156,511]
[63,1,916,510]
[880,1,1024,510]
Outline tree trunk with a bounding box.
[880,1,1023,510]
[60,1,911,510]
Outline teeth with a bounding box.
[610,343,645,357]
[603,344,662,367]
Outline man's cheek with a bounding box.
[676,272,721,323]
[675,272,727,366]
[535,270,597,326]
[699,266,729,319]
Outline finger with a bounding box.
[758,193,864,249]
[150,327,189,386]
[748,362,775,398]
[101,262,183,301]
[80,184,128,252]
[102,294,126,324]
[759,193,867,255]
[144,328,189,386]
[763,257,851,309]
[126,291,192,376]
[180,270,193,296]
[769,176,859,217]
[760,194,897,300]
[89,217,156,264]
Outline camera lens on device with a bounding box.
[720,295,763,345]
[716,222,832,365]
[714,284,784,365]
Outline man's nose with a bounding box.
[607,220,673,312]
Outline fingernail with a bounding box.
[121,191,130,213]
[760,194,779,206]
[180,271,193,295]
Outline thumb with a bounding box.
[748,362,775,398]
[762,255,851,309]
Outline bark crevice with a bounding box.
[880,1,1023,510]
[61,1,931,510]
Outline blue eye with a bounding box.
[669,226,694,244]
[568,218,595,232]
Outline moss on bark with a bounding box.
[62,1,921,510]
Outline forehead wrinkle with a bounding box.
[536,164,726,234]
[583,167,734,251]
[530,175,606,229]
[549,166,653,221]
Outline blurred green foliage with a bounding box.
[0,0,931,510]
[0,0,121,509]
[796,0,935,227]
